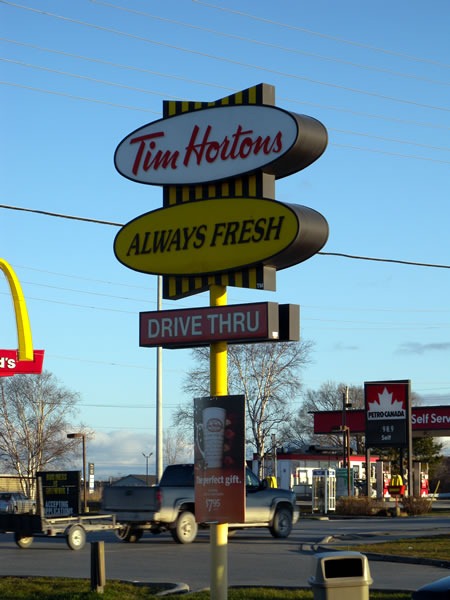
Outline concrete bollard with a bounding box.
[91,541,106,594]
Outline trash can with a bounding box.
[308,551,373,600]
[412,575,450,599]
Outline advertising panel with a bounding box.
[194,395,245,524]
[37,470,81,517]
[364,380,411,447]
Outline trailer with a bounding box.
[0,511,119,550]
[0,471,120,550]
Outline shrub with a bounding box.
[335,496,383,516]
[400,496,433,515]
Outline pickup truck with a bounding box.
[102,464,299,544]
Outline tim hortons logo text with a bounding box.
[114,105,300,185]
[129,125,283,176]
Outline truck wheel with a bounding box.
[116,526,143,543]
[14,532,34,549]
[66,525,86,550]
[269,507,293,538]
[171,511,198,544]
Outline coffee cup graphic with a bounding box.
[196,407,226,469]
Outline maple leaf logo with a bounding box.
[367,387,406,420]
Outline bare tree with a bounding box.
[164,427,193,465]
[174,341,313,470]
[280,381,365,452]
[0,371,81,497]
[284,382,426,456]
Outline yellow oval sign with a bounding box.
[114,198,328,276]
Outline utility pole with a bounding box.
[342,386,352,496]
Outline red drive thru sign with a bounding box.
[194,395,245,524]
[140,302,298,348]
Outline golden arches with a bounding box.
[0,258,34,361]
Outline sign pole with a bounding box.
[209,284,228,600]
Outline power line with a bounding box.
[282,97,450,132]
[192,0,450,69]
[320,251,450,270]
[2,82,449,163]
[329,143,450,165]
[0,80,157,113]
[1,37,229,92]
[1,203,449,269]
[88,0,450,87]
[1,57,180,99]
[9,266,449,314]
[3,38,449,132]
[2,1,449,113]
[5,58,450,156]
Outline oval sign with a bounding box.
[113,198,328,276]
[114,105,327,186]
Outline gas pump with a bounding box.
[312,468,336,514]
[413,462,429,497]
[375,460,391,500]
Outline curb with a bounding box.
[120,580,190,596]
[314,546,450,570]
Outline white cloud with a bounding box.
[397,342,450,355]
[86,430,156,479]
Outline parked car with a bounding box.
[0,492,36,514]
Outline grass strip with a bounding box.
[334,534,450,561]
[0,578,413,599]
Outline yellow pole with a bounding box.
[209,284,228,600]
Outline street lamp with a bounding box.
[142,452,153,485]
[67,432,87,513]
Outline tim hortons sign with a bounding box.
[113,83,329,295]
[114,104,327,186]
[114,198,328,277]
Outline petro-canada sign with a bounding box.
[114,105,327,186]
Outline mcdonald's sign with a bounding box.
[0,258,44,377]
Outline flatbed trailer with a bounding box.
[0,512,119,550]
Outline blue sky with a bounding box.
[1,0,449,476]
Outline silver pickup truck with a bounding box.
[102,464,299,544]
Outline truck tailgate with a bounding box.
[102,486,159,513]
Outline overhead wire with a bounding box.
[88,0,450,87]
[191,0,450,69]
[3,38,449,132]
[0,57,450,158]
[1,1,449,113]
[1,3,448,402]
[0,80,157,113]
[4,57,450,158]
[1,203,449,271]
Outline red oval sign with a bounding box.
[114,105,327,186]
